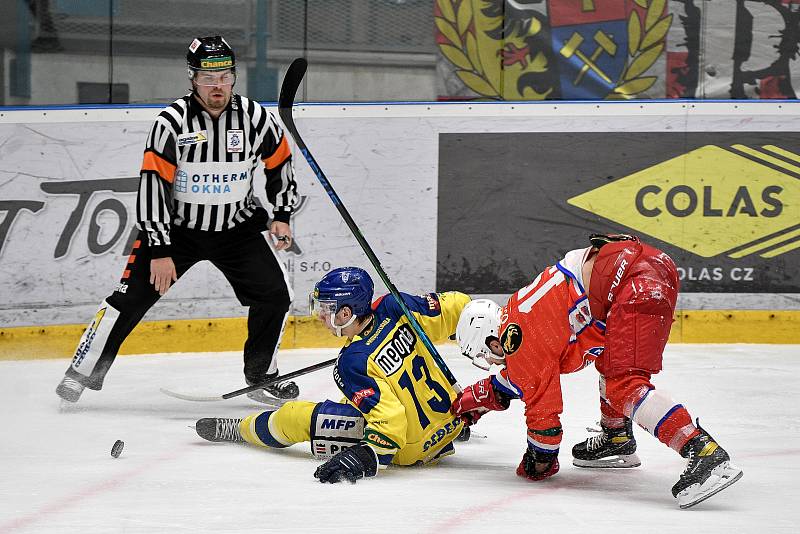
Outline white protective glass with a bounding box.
[309,294,337,319]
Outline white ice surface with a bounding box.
[1,344,798,533]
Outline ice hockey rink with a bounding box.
[1,343,798,534]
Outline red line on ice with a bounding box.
[0,449,182,533]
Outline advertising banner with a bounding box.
[437,131,800,294]
[1,101,798,328]
[0,106,440,327]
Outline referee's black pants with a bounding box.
[65,220,292,390]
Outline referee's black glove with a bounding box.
[313,442,378,484]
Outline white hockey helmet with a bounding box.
[456,299,503,370]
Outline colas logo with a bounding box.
[568,144,800,259]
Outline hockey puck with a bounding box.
[111,440,124,458]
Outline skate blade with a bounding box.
[573,453,641,468]
[246,392,290,407]
[58,398,83,412]
[677,461,743,509]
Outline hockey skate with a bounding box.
[245,374,299,407]
[572,419,641,468]
[195,418,245,443]
[55,375,85,403]
[672,421,743,509]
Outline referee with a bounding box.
[56,36,299,405]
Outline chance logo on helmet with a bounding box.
[200,57,233,70]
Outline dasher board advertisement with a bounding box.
[437,132,800,294]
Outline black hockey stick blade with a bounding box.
[278,57,307,143]
[279,57,307,112]
[221,357,337,399]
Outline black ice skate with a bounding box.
[672,421,743,509]
[572,418,641,468]
[245,373,299,406]
[195,418,245,443]
[55,375,85,403]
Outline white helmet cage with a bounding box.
[456,299,503,370]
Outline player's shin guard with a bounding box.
[239,401,316,448]
[58,300,124,397]
[629,388,700,453]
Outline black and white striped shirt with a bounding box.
[137,93,297,256]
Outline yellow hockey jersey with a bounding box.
[332,291,471,466]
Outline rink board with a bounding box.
[1,101,798,356]
[2,308,800,360]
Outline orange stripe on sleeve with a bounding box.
[141,151,177,183]
[263,135,291,170]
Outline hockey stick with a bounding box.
[222,356,336,399]
[159,388,225,402]
[159,357,337,402]
[277,58,460,389]
[159,387,284,406]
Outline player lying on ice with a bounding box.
[195,266,472,483]
[451,233,743,509]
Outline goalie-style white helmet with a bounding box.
[456,299,503,370]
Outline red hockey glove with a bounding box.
[450,377,511,426]
[516,448,560,481]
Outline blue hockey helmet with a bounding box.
[310,267,375,319]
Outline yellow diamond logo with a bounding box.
[567,144,800,258]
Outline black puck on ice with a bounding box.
[111,440,124,458]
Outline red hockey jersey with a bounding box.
[495,247,605,454]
